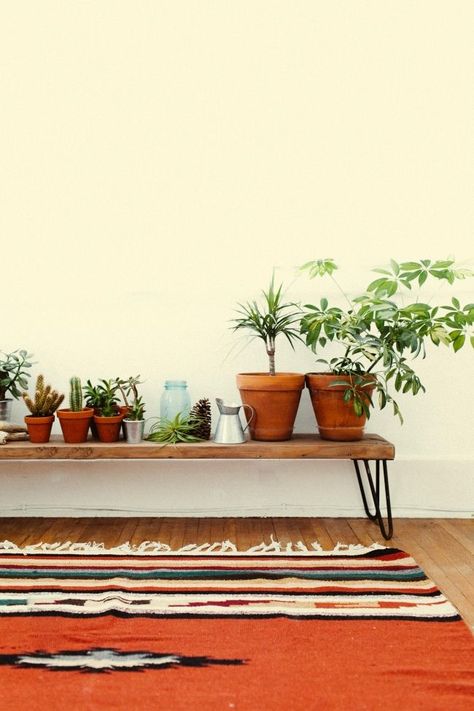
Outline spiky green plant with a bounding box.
[232,274,303,375]
[145,413,205,444]
[23,374,64,416]
[69,376,83,412]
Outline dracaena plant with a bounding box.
[300,258,474,422]
[231,274,303,375]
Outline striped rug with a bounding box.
[0,541,472,710]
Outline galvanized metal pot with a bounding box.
[123,419,145,444]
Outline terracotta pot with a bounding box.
[57,408,94,443]
[24,415,55,444]
[236,372,305,441]
[305,373,376,441]
[94,414,124,443]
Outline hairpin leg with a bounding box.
[353,459,393,540]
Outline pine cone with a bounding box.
[189,398,212,440]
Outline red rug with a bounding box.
[0,541,472,710]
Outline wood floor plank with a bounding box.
[438,519,474,556]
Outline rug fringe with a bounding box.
[0,537,385,556]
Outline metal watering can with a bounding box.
[213,398,254,444]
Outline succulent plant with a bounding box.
[69,376,83,412]
[127,395,146,421]
[23,375,64,416]
[0,350,34,400]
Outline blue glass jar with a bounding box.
[160,380,191,421]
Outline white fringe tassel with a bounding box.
[0,536,385,556]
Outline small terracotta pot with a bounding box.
[236,372,305,441]
[24,415,55,444]
[305,373,375,441]
[57,408,94,444]
[94,414,124,443]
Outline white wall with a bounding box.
[1,1,473,518]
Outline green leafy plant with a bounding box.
[84,380,105,411]
[69,376,84,412]
[300,258,474,422]
[116,376,146,420]
[145,412,206,444]
[231,274,303,375]
[127,396,146,421]
[96,379,120,417]
[115,376,142,407]
[22,375,64,416]
[0,350,34,400]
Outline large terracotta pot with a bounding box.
[305,373,375,441]
[94,414,124,443]
[57,408,94,443]
[24,415,55,444]
[236,373,305,441]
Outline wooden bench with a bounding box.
[0,433,396,539]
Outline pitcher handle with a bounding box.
[242,404,255,431]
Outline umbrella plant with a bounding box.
[300,258,473,423]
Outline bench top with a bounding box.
[0,434,395,461]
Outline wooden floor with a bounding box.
[0,516,472,629]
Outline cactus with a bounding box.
[22,375,65,416]
[69,376,83,412]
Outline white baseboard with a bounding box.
[0,457,472,518]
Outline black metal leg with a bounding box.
[353,459,393,540]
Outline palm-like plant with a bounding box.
[232,275,303,375]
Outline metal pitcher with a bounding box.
[213,398,254,444]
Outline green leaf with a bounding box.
[418,271,428,286]
[400,261,421,270]
[367,277,389,292]
[390,259,400,275]
[453,334,465,352]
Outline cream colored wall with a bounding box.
[1,2,473,517]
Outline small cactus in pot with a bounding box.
[22,375,65,443]
[57,376,94,443]
[69,376,83,412]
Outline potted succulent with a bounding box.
[0,350,34,421]
[121,378,146,444]
[57,377,94,443]
[123,396,146,443]
[232,275,305,440]
[116,375,143,436]
[300,258,474,441]
[22,374,64,443]
[93,379,123,443]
